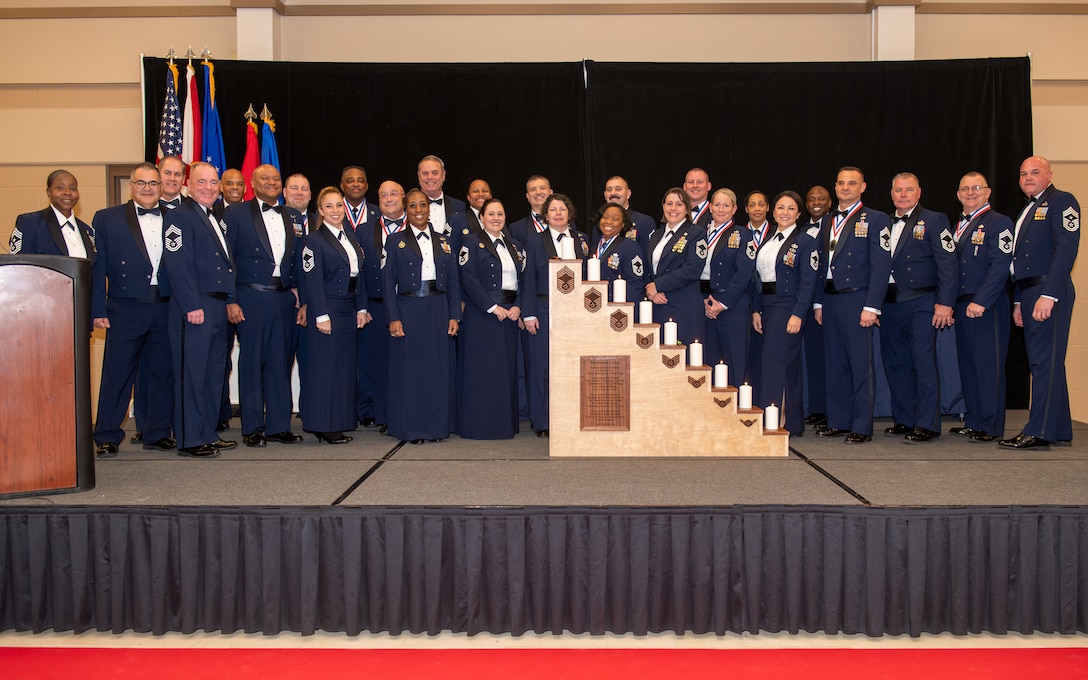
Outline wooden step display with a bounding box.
[548,260,788,457]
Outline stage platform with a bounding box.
[2,410,1088,638]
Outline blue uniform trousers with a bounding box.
[235,286,296,435]
[760,297,805,435]
[880,291,942,432]
[1021,280,1074,442]
[170,295,229,448]
[822,288,875,436]
[954,296,1010,437]
[705,299,749,388]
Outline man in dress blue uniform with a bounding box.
[604,175,657,252]
[950,172,1014,443]
[161,162,238,457]
[509,175,553,246]
[91,163,174,458]
[418,155,468,248]
[224,164,305,447]
[465,179,492,235]
[283,172,314,419]
[879,173,958,443]
[813,166,891,443]
[359,180,407,433]
[9,169,95,262]
[157,156,186,212]
[1000,156,1080,449]
[683,168,713,228]
[217,169,247,217]
[340,165,378,426]
[802,185,831,427]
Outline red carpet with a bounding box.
[3,647,1088,679]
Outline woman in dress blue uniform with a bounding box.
[384,188,462,445]
[9,169,95,261]
[589,203,645,299]
[301,186,370,444]
[458,197,524,439]
[521,193,589,437]
[751,191,819,436]
[702,188,755,386]
[744,190,772,396]
[645,188,706,346]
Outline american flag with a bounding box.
[156,62,183,161]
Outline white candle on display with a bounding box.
[587,257,601,280]
[639,300,653,324]
[765,404,780,430]
[560,235,576,260]
[663,319,678,346]
[713,362,727,388]
[739,383,753,409]
[613,277,627,303]
[688,339,702,367]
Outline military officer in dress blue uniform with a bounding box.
[744,190,772,397]
[301,186,370,444]
[1000,156,1081,449]
[358,180,408,434]
[458,197,525,439]
[384,188,462,444]
[282,172,315,419]
[702,188,755,388]
[509,175,553,247]
[522,193,590,438]
[417,155,467,251]
[157,156,187,212]
[683,168,713,228]
[340,165,379,427]
[588,203,645,299]
[217,169,247,217]
[224,164,305,447]
[465,179,492,235]
[801,186,832,427]
[751,191,820,436]
[160,162,238,457]
[604,175,657,254]
[813,166,892,444]
[949,172,1014,443]
[646,188,708,348]
[9,169,95,264]
[879,173,958,443]
[90,163,174,458]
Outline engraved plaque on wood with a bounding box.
[580,355,630,431]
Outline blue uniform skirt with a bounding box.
[760,296,805,435]
[387,293,455,441]
[458,300,519,439]
[303,295,357,434]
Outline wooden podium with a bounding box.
[548,260,788,457]
[0,254,95,497]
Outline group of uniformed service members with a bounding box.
[9,154,1078,457]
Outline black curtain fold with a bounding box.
[3,505,1087,637]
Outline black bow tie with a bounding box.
[417,231,430,240]
[830,209,847,218]
[774,232,785,241]
[429,197,443,206]
[386,218,403,228]
[495,238,506,250]
[895,214,909,223]
[960,214,971,222]
[206,207,216,218]
[532,213,543,221]
[137,207,161,217]
[162,198,181,208]
[556,232,566,241]
[261,202,281,213]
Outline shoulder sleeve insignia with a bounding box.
[998,228,1014,254]
[810,249,819,271]
[631,255,644,278]
[164,225,183,252]
[879,226,891,252]
[939,228,956,252]
[9,227,22,254]
[695,239,708,259]
[1063,206,1080,232]
[302,246,315,273]
[459,245,469,266]
[746,241,757,260]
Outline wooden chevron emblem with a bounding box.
[635,332,655,349]
[688,376,706,388]
[662,354,680,368]
[713,397,732,408]
[610,309,628,332]
[739,418,758,427]
[556,266,576,294]
[584,288,602,313]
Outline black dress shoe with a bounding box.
[314,431,352,444]
[845,433,872,444]
[816,427,846,438]
[536,429,549,438]
[379,424,388,434]
[212,439,238,450]
[266,431,303,444]
[1055,440,1073,447]
[804,413,827,425]
[130,432,143,443]
[216,421,230,433]
[178,444,220,458]
[96,442,119,459]
[243,432,267,447]
[969,432,997,442]
[410,438,426,445]
[904,428,938,443]
[999,433,1050,449]
[142,437,176,451]
[360,417,377,427]
[884,423,911,436]
[948,426,977,436]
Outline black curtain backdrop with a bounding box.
[142,55,1033,404]
[3,505,1087,636]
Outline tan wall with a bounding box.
[2,2,1088,420]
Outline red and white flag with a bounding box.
[180,62,202,170]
